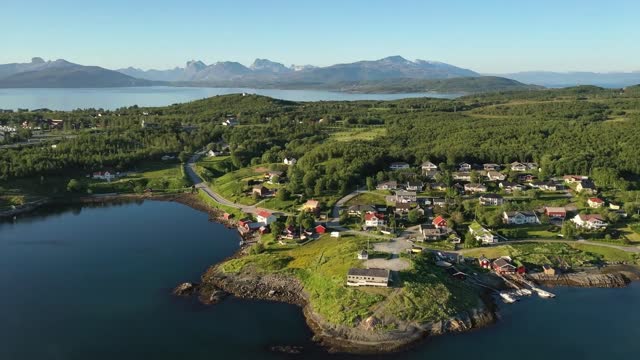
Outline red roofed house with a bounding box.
[364,212,385,228]
[432,216,447,229]
[588,197,605,208]
[571,214,608,230]
[315,224,327,234]
[256,210,277,225]
[545,207,567,219]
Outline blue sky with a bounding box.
[2,0,638,73]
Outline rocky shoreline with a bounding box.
[529,266,640,288]
[183,265,496,354]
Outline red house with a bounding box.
[478,256,491,269]
[544,207,566,219]
[492,258,517,274]
[315,224,327,234]
[432,215,447,228]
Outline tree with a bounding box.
[66,179,83,193]
[178,151,189,163]
[470,170,481,184]
[366,176,375,191]
[407,209,420,223]
[464,231,480,248]
[561,221,576,240]
[270,221,284,237]
[276,188,290,201]
[285,215,296,227]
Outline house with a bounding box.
[464,183,487,193]
[256,210,277,225]
[421,161,439,172]
[432,215,447,228]
[458,162,472,172]
[532,181,564,191]
[571,214,608,230]
[357,250,369,260]
[479,194,504,206]
[486,171,506,181]
[492,257,517,274]
[432,198,447,207]
[453,172,472,181]
[389,162,410,170]
[376,180,398,190]
[315,224,327,234]
[545,207,567,219]
[503,211,539,225]
[283,157,297,166]
[206,149,221,157]
[420,224,446,241]
[588,197,605,208]
[517,174,537,182]
[265,170,284,183]
[478,256,491,269]
[222,118,239,126]
[346,268,390,287]
[394,202,412,214]
[543,264,556,276]
[469,221,498,244]
[364,212,385,227]
[394,190,417,203]
[577,179,597,194]
[301,199,321,213]
[252,185,269,197]
[525,162,539,170]
[609,203,621,210]
[330,231,340,238]
[92,171,117,182]
[483,163,500,171]
[348,204,377,216]
[563,175,589,184]
[405,181,424,192]
[510,162,527,172]
[499,182,525,193]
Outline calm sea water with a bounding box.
[1,201,639,359]
[0,87,461,111]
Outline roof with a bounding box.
[304,199,320,207]
[347,268,390,278]
[348,204,377,212]
[396,190,417,196]
[505,211,537,217]
[480,193,503,199]
[364,212,384,221]
[579,179,596,188]
[578,214,605,222]
[589,197,604,203]
[433,215,446,225]
[315,224,326,230]
[493,258,515,268]
[256,210,273,218]
[545,206,566,213]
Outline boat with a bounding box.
[531,287,556,298]
[499,292,517,303]
[515,288,533,296]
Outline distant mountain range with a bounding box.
[495,71,640,88]
[118,56,479,83]
[0,58,155,88]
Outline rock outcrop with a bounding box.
[529,271,630,288]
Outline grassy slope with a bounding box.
[221,234,480,327]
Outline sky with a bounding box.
[2,0,638,73]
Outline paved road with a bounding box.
[185,153,289,216]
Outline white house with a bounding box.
[394,190,417,203]
[283,157,297,166]
[479,194,504,206]
[486,171,506,181]
[503,211,539,225]
[256,210,277,225]
[469,222,498,244]
[376,180,398,190]
[458,162,472,172]
[364,212,385,227]
[571,214,608,230]
[464,183,487,193]
[510,162,527,172]
[421,161,438,172]
[389,162,410,170]
[588,197,605,208]
[92,171,118,182]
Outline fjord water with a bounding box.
[0,87,460,111]
[1,201,639,359]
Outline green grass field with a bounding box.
[89,161,190,194]
[329,127,387,142]
[345,192,387,206]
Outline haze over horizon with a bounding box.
[2,0,639,74]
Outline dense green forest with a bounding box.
[1,86,640,194]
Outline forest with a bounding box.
[1,86,640,195]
